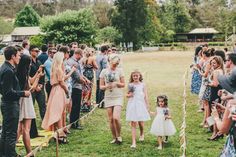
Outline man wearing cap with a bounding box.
[218,53,236,94]
[29,45,46,138]
[0,46,30,157]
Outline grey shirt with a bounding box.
[66,56,83,90]
[96,53,108,80]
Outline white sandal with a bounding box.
[139,135,144,141]
[130,144,136,148]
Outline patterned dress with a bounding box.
[191,57,202,94]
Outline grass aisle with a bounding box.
[16,51,224,157]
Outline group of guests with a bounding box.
[191,44,236,156]
[0,40,178,156]
[0,40,115,157]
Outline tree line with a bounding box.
[0,0,236,49]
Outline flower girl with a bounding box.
[150,95,176,150]
[126,70,150,148]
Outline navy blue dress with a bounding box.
[191,58,202,95]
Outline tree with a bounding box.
[111,0,163,49]
[92,1,112,28]
[40,9,98,45]
[0,17,13,41]
[138,0,164,45]
[14,4,40,27]
[159,0,192,33]
[96,26,122,44]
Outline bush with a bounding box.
[96,26,122,44]
[29,35,45,47]
[208,42,225,46]
[40,9,98,45]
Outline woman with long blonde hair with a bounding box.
[42,52,69,143]
[207,56,224,140]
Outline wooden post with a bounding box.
[56,131,59,157]
[233,26,235,50]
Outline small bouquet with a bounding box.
[128,84,135,93]
[163,108,169,120]
[106,72,116,92]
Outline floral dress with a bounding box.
[191,57,202,94]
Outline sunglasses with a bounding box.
[32,49,39,52]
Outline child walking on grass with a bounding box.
[150,95,176,150]
[126,70,150,148]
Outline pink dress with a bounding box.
[42,69,67,131]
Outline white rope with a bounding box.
[180,69,188,157]
[25,100,102,157]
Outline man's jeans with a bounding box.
[0,101,19,157]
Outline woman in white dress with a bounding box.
[16,54,44,155]
[126,70,150,148]
[150,95,176,150]
[100,54,125,144]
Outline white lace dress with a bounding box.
[150,107,176,136]
[126,82,150,122]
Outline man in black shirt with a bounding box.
[29,45,46,138]
[0,46,30,157]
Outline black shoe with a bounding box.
[58,137,69,144]
[71,124,83,130]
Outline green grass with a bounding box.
[2,51,224,156]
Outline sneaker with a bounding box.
[110,139,116,144]
[130,144,136,148]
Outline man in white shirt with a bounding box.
[22,40,30,56]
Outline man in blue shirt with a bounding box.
[44,47,57,99]
[96,45,108,108]
[38,44,48,64]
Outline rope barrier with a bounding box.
[25,100,102,157]
[180,69,188,157]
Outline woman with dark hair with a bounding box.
[81,48,98,111]
[198,49,212,126]
[215,50,226,63]
[191,46,203,95]
[16,54,44,155]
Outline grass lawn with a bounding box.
[2,51,224,156]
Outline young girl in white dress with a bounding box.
[150,95,176,150]
[126,70,150,148]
